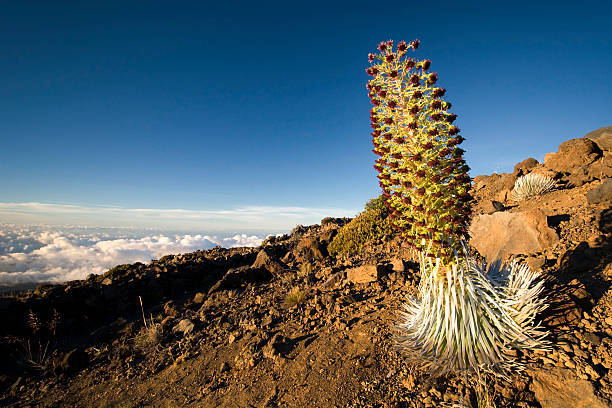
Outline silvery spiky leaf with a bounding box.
[510,173,556,202]
[396,245,548,377]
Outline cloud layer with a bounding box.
[0,202,356,230]
[0,224,263,287]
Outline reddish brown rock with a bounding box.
[585,125,612,151]
[544,138,601,174]
[252,248,287,277]
[469,209,559,261]
[345,264,383,283]
[530,367,609,408]
[513,157,539,176]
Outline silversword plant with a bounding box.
[510,172,556,202]
[366,39,548,376]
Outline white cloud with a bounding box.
[0,202,357,230]
[0,224,265,287]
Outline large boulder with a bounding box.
[345,264,384,284]
[585,125,612,151]
[469,209,559,261]
[530,367,609,408]
[544,138,601,174]
[513,157,539,176]
[207,266,272,295]
[471,173,516,202]
[585,178,612,204]
[251,248,287,277]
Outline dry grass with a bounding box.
[135,296,163,351]
[284,287,307,307]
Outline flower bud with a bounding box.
[421,141,434,149]
[431,88,446,98]
[368,53,375,62]
[386,54,395,63]
[378,42,387,51]
[389,70,398,78]
[421,60,431,71]
[411,39,420,49]
[397,40,407,52]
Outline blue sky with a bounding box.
[1,0,610,231]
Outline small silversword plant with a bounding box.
[366,39,548,377]
[510,173,556,202]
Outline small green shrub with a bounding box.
[100,263,132,280]
[328,203,395,256]
[364,195,387,212]
[320,217,335,225]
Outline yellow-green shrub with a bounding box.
[328,204,395,256]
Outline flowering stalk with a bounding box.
[366,40,548,376]
[366,39,470,265]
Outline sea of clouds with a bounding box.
[0,224,266,288]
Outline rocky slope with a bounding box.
[1,126,611,408]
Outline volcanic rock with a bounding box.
[469,209,559,261]
[530,367,609,408]
[345,264,383,283]
[208,266,273,295]
[585,126,612,151]
[513,157,539,176]
[586,178,612,204]
[544,138,601,174]
[251,248,287,277]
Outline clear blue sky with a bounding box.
[1,0,610,230]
